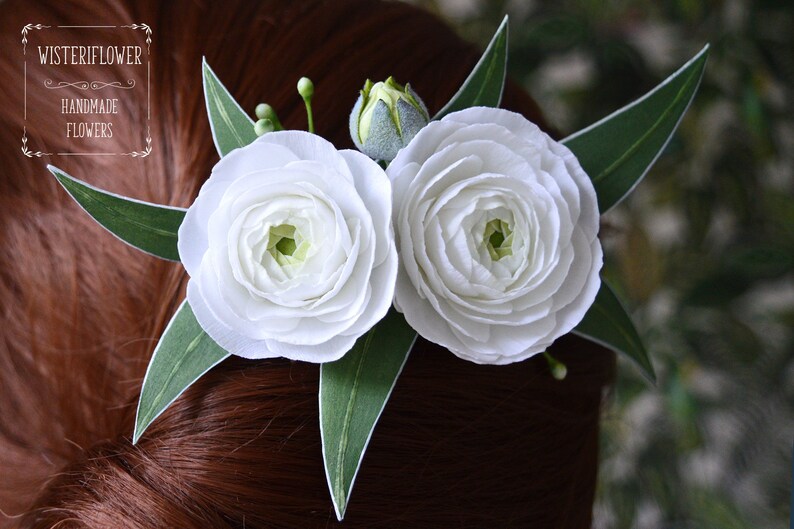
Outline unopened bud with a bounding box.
[297,77,314,101]
[254,103,283,131]
[254,118,275,137]
[349,76,429,162]
[544,351,568,381]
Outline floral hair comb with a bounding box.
[48,16,708,520]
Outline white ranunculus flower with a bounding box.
[178,131,397,362]
[387,107,602,365]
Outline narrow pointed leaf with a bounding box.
[433,15,509,120]
[134,300,230,444]
[320,309,417,520]
[574,281,655,383]
[563,45,709,212]
[202,58,258,157]
[48,165,185,261]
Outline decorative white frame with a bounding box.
[21,23,152,158]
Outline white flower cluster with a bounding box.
[180,107,602,365]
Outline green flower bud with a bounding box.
[255,103,269,120]
[254,103,283,130]
[349,76,429,162]
[544,351,568,381]
[297,77,314,100]
[254,118,275,137]
[297,78,315,133]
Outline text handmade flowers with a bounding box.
[387,107,603,364]
[178,131,397,362]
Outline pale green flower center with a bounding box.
[267,224,309,266]
[483,219,513,260]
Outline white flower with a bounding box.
[178,131,397,362]
[349,77,429,162]
[387,107,602,364]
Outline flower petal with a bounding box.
[388,107,602,364]
[181,131,396,362]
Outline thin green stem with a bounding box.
[305,100,315,134]
[297,77,315,134]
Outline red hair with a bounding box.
[0,1,613,527]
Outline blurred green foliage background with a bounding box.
[408,0,794,527]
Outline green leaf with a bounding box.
[433,15,509,120]
[48,165,185,261]
[202,57,258,157]
[133,300,230,444]
[320,309,417,520]
[573,281,656,383]
[563,45,709,213]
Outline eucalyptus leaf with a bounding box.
[202,58,258,157]
[48,165,185,261]
[134,299,230,444]
[573,281,656,383]
[320,309,417,520]
[433,15,509,120]
[563,45,709,213]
